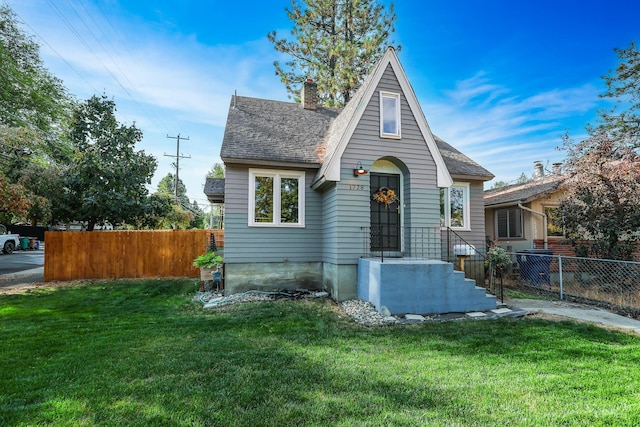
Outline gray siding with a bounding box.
[342,65,439,190]
[441,180,488,255]
[326,64,442,264]
[320,184,338,263]
[223,165,323,263]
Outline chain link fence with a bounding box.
[494,252,640,318]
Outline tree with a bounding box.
[188,200,206,229]
[0,171,28,224]
[157,172,189,205]
[0,5,71,136]
[268,0,398,107]
[161,204,193,230]
[127,193,174,230]
[207,162,225,178]
[60,95,157,231]
[25,194,51,226]
[0,5,75,228]
[559,130,640,260]
[600,42,640,147]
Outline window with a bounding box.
[249,169,305,227]
[440,183,470,230]
[545,207,564,237]
[496,207,523,239]
[380,91,401,138]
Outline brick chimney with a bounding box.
[552,162,562,175]
[301,79,318,110]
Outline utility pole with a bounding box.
[164,134,191,202]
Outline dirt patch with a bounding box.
[0,280,85,295]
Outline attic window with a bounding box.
[380,91,401,139]
[249,169,305,227]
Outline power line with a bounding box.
[164,134,191,201]
[10,8,100,94]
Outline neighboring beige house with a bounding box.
[484,162,568,253]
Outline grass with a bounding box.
[2,279,640,426]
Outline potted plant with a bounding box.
[193,251,223,282]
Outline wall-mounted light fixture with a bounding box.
[353,161,368,176]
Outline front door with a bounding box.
[370,173,401,252]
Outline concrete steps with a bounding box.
[358,258,497,315]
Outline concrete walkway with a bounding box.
[506,298,640,334]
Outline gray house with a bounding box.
[219,47,495,311]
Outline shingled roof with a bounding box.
[220,96,340,167]
[220,95,491,179]
[434,135,494,180]
[203,178,225,203]
[484,174,565,207]
[220,48,491,183]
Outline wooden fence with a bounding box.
[44,229,224,282]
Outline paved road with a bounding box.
[0,249,44,286]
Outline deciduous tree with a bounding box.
[0,5,71,136]
[60,95,156,231]
[0,171,28,224]
[268,0,398,107]
[559,130,640,260]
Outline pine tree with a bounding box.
[268,0,398,107]
[600,42,640,147]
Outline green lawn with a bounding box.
[1,279,640,426]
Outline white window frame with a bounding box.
[495,207,523,239]
[440,182,470,231]
[379,91,401,139]
[248,169,305,227]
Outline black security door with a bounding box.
[370,173,401,252]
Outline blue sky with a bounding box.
[5,0,640,205]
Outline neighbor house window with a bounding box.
[545,206,564,237]
[440,183,470,230]
[380,91,401,138]
[249,169,305,227]
[496,207,523,239]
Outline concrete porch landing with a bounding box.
[358,258,496,315]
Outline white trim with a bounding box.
[248,168,305,227]
[441,182,470,231]
[320,47,452,188]
[379,91,401,139]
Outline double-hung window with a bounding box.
[249,169,305,227]
[380,91,401,138]
[440,183,470,230]
[495,207,523,239]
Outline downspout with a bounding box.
[517,203,548,249]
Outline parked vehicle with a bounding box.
[0,232,20,254]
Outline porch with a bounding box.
[358,226,496,315]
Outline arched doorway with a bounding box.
[370,160,403,254]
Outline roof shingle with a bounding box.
[484,175,565,207]
[220,96,340,166]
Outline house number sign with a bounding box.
[348,184,366,191]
